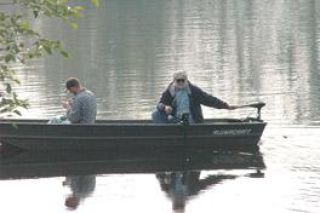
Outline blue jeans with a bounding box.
[152,110,194,124]
[152,110,180,123]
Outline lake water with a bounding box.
[1,0,320,212]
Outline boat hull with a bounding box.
[0,119,267,151]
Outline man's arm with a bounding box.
[67,98,82,123]
[192,85,229,109]
[157,89,173,112]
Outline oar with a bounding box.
[234,102,266,120]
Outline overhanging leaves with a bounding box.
[0,0,99,116]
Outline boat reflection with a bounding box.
[0,147,264,179]
[0,147,265,211]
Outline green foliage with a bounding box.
[0,92,29,116]
[91,0,100,7]
[0,0,99,117]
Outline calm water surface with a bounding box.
[1,0,320,212]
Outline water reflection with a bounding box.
[0,148,265,211]
[157,171,237,211]
[155,150,264,212]
[0,148,265,178]
[63,175,96,210]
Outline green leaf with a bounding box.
[6,84,12,93]
[60,50,69,58]
[12,92,17,100]
[33,10,39,18]
[12,76,21,84]
[0,108,9,114]
[70,22,79,30]
[5,54,14,63]
[74,6,85,12]
[43,45,52,54]
[19,20,30,31]
[13,110,21,116]
[91,0,100,7]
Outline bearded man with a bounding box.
[152,72,237,123]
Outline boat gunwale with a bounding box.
[0,118,267,127]
[0,133,264,141]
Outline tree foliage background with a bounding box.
[0,0,99,116]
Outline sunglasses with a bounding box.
[176,79,185,83]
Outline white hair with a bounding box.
[173,71,188,80]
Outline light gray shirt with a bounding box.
[67,89,97,124]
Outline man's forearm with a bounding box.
[66,103,81,123]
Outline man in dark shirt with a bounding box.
[152,72,237,123]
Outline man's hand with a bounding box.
[164,105,173,115]
[62,101,70,109]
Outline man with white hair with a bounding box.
[152,71,237,123]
